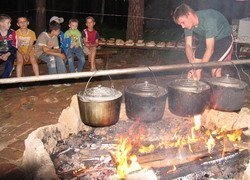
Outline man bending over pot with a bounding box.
[173,3,233,80]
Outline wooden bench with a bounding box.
[95,49,118,60]
[14,49,118,69]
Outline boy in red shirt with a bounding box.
[82,16,100,71]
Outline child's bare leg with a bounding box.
[88,54,91,65]
[90,47,96,71]
[16,52,24,77]
[29,49,39,76]
[29,55,39,76]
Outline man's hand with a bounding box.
[187,58,202,80]
[193,58,202,63]
[187,69,202,80]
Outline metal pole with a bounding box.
[0,59,250,84]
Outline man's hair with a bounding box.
[85,16,95,22]
[0,14,11,22]
[69,18,79,24]
[48,21,60,33]
[173,3,195,23]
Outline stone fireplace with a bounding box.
[21,95,250,179]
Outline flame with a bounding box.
[127,119,148,148]
[206,134,216,154]
[111,137,141,179]
[166,116,201,150]
[162,114,243,156]
[138,144,155,154]
[194,114,202,131]
[190,114,202,139]
[227,129,242,142]
[163,134,198,155]
[110,116,243,178]
[128,155,141,172]
[167,165,177,173]
[174,137,183,148]
[187,136,194,153]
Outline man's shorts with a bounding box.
[195,35,233,62]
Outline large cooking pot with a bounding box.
[77,75,122,127]
[206,74,248,111]
[125,81,168,122]
[168,78,211,117]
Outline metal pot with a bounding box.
[206,74,248,111]
[77,76,122,127]
[168,78,211,117]
[125,81,168,122]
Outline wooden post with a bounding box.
[126,0,144,41]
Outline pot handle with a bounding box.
[84,71,114,94]
[134,66,160,92]
[147,66,159,88]
[230,61,243,81]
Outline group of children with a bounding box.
[0,14,100,86]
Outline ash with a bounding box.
[51,130,116,179]
[51,117,192,179]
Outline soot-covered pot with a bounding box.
[168,78,211,117]
[206,74,248,111]
[125,81,168,122]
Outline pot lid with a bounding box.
[78,85,122,102]
[126,81,167,97]
[206,74,247,89]
[168,78,210,93]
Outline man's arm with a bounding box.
[185,36,203,80]
[185,36,195,63]
[202,37,214,62]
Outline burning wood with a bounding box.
[110,137,141,179]
[50,110,249,179]
[137,138,238,168]
[155,149,249,179]
[208,127,247,139]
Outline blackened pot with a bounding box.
[206,75,248,111]
[125,81,168,122]
[168,79,211,117]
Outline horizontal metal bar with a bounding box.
[0,59,249,85]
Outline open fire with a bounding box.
[50,113,248,179]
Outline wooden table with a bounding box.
[99,44,185,51]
